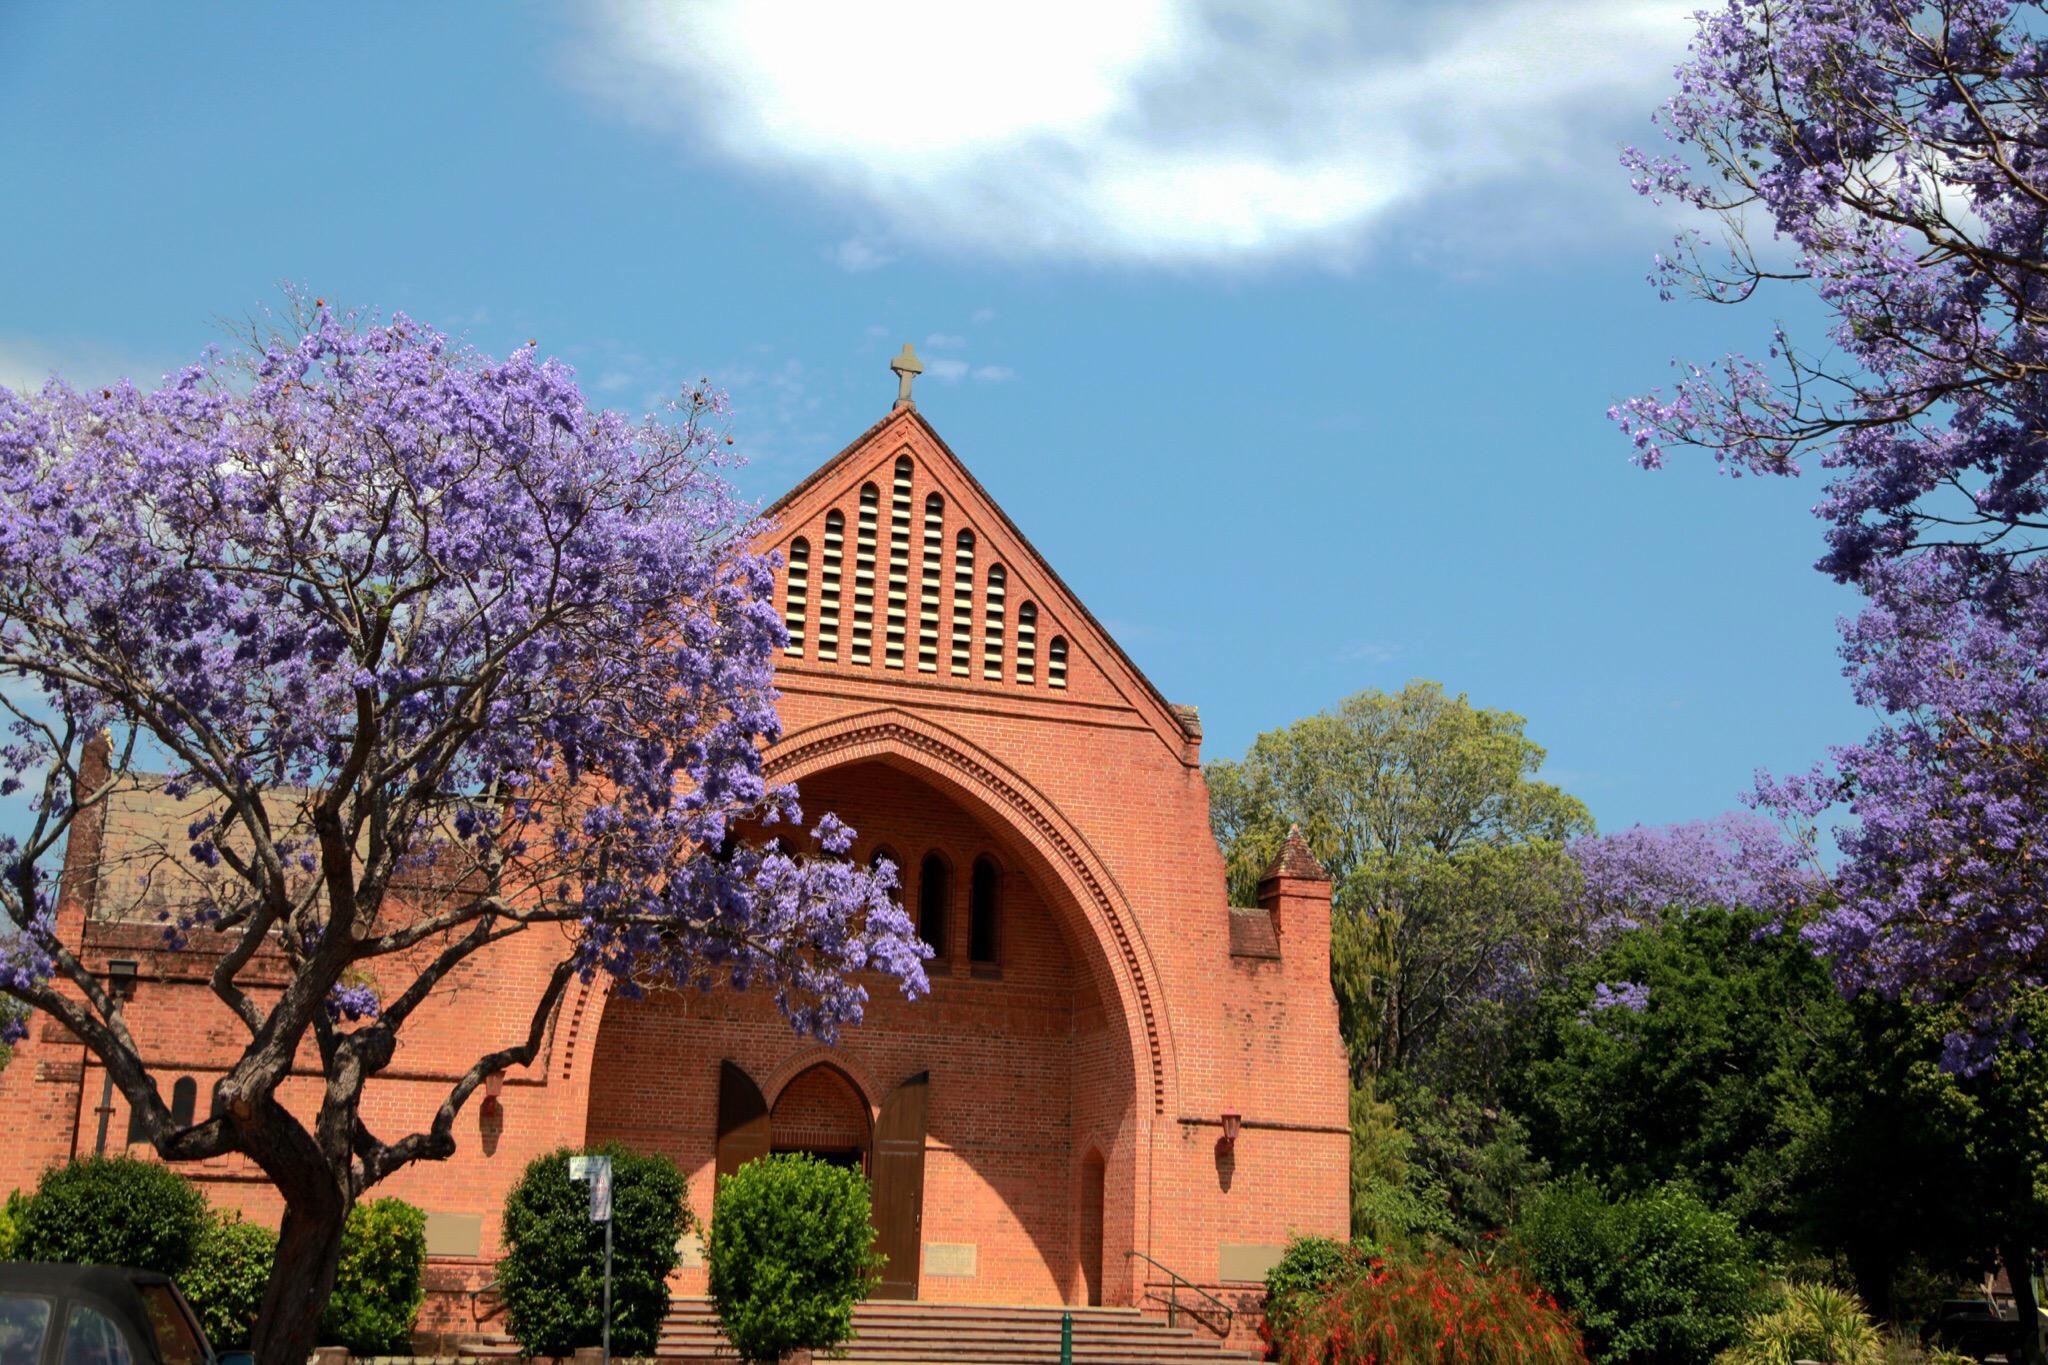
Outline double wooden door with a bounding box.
[714,1061,929,1300]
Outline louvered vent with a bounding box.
[853,483,878,666]
[886,457,911,669]
[983,564,1007,681]
[1016,601,1037,685]
[919,493,943,673]
[1049,635,1068,689]
[952,530,975,677]
[783,537,809,657]
[818,511,844,661]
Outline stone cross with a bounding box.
[890,343,924,411]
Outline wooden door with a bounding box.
[715,1060,770,1186]
[870,1071,929,1300]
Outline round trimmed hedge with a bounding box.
[496,1145,691,1358]
[706,1153,880,1363]
[15,1155,208,1273]
[318,1198,427,1355]
[183,1213,276,1350]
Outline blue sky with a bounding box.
[0,1,1863,834]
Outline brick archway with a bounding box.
[762,707,1174,1118]
[553,707,1176,1119]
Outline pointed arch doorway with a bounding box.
[713,1061,931,1301]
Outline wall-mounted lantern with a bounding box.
[481,1069,506,1119]
[1218,1110,1242,1154]
[106,959,138,1001]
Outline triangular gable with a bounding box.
[757,407,1196,759]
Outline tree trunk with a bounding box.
[252,1189,353,1365]
[2005,1242,2045,1365]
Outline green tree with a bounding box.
[183,1214,277,1351]
[1509,906,2048,1322]
[1512,1177,1764,1365]
[317,1198,426,1356]
[1508,906,1845,1237]
[15,1156,209,1274]
[496,1146,692,1358]
[1206,682,1592,1081]
[707,1153,879,1363]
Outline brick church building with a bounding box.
[0,355,1349,1335]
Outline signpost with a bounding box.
[568,1155,614,1365]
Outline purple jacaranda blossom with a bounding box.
[1570,812,1820,936]
[1587,980,1651,1015]
[324,982,381,1025]
[1613,0,2048,602]
[1752,556,2048,1062]
[1613,0,2048,1067]
[0,298,929,1365]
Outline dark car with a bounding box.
[0,1264,230,1365]
[1922,1298,2048,1363]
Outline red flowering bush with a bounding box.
[1275,1248,1588,1365]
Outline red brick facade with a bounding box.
[0,404,1349,1333]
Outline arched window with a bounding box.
[918,852,949,959]
[1049,635,1069,690]
[853,483,879,665]
[983,564,1007,682]
[970,856,1000,967]
[170,1076,197,1128]
[125,1089,147,1144]
[783,537,809,657]
[951,529,975,677]
[1016,601,1038,685]
[919,493,944,673]
[886,457,912,669]
[818,511,844,661]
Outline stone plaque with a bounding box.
[1218,1243,1286,1283]
[923,1242,977,1277]
[423,1211,482,1258]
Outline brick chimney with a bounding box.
[1255,824,1331,959]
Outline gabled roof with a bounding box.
[760,406,1196,752]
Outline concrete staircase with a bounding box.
[465,1297,1257,1364]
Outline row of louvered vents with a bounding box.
[782,456,1067,689]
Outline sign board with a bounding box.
[567,1154,613,1223]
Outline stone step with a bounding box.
[459,1296,1251,1363]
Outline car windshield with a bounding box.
[135,1287,205,1365]
[0,1295,52,1365]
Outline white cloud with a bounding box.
[971,308,997,325]
[828,237,896,272]
[574,0,1697,267]
[924,332,966,350]
[922,357,1014,384]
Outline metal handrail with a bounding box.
[1125,1250,1234,1337]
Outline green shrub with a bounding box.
[0,1190,27,1259]
[1719,1282,1885,1365]
[1277,1246,1588,1365]
[16,1156,208,1273]
[317,1198,426,1355]
[707,1153,880,1363]
[1263,1235,1363,1341]
[1513,1178,1764,1365]
[497,1145,691,1358]
[182,1213,275,1351]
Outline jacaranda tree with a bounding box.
[1612,0,2048,1066]
[0,300,927,1365]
